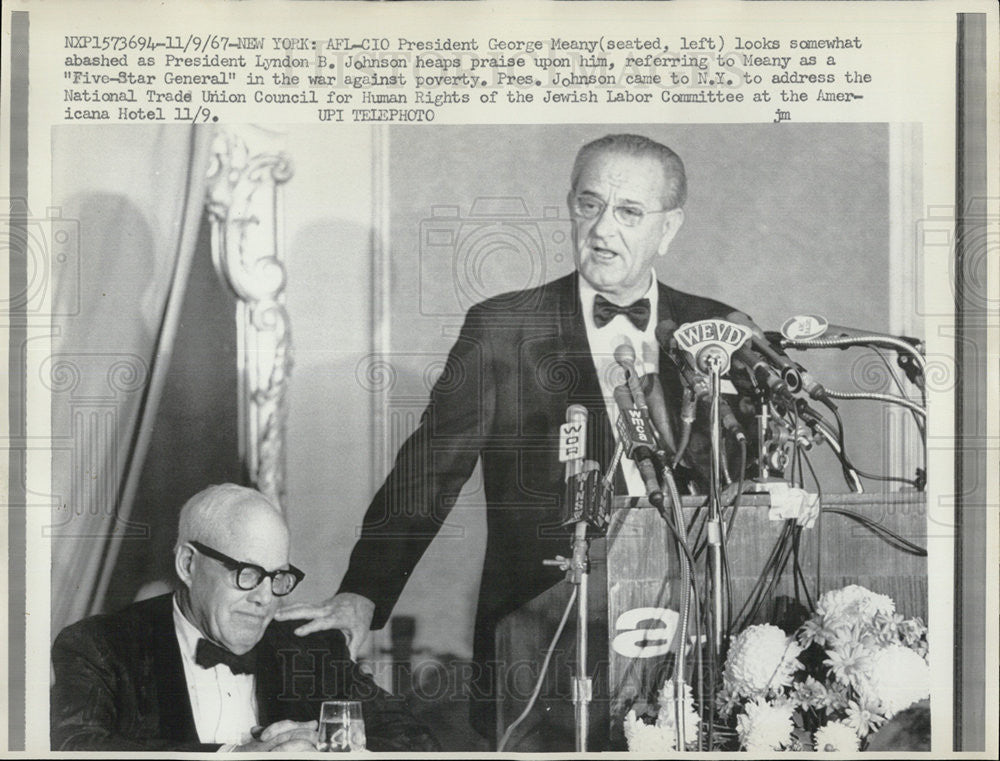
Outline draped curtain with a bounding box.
[49,125,215,637]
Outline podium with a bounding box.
[495,492,927,751]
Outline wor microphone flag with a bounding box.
[558,415,587,463]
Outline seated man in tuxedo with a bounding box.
[50,483,438,752]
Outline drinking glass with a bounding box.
[318,700,366,752]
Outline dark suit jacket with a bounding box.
[337,272,740,734]
[50,593,438,752]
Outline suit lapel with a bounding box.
[254,632,280,727]
[656,281,682,393]
[554,273,623,482]
[149,595,201,743]
[555,271,602,404]
[656,280,677,326]
[655,282,688,455]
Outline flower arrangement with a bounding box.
[719,585,929,751]
[623,585,929,752]
[623,680,700,751]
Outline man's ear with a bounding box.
[656,208,685,256]
[175,544,195,588]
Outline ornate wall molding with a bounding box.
[205,125,294,509]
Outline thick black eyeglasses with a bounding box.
[190,540,305,596]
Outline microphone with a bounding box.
[795,397,828,428]
[641,373,677,457]
[559,405,605,529]
[564,460,602,527]
[614,342,649,413]
[728,337,797,408]
[616,340,673,452]
[560,404,589,481]
[656,319,746,442]
[719,397,747,443]
[654,321,702,457]
[780,314,923,348]
[726,311,803,393]
[654,320,709,398]
[613,384,665,508]
[778,315,920,394]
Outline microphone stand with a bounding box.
[543,517,593,750]
[570,520,591,751]
[547,461,612,751]
[660,465,690,750]
[704,354,725,656]
[756,394,770,480]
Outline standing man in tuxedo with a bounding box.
[278,134,741,739]
[50,483,438,751]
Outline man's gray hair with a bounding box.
[174,483,279,551]
[570,134,687,210]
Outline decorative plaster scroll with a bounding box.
[205,126,294,510]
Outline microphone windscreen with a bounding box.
[613,342,637,367]
[566,403,588,424]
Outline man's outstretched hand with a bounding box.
[275,592,376,660]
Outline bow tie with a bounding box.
[593,294,651,331]
[195,638,257,676]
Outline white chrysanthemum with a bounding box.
[817,585,895,629]
[866,644,930,717]
[736,697,794,753]
[813,721,861,752]
[624,709,679,752]
[723,624,803,699]
[655,680,699,744]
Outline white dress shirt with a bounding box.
[578,275,660,495]
[173,598,258,747]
